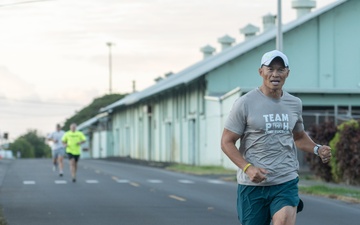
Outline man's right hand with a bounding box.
[246,166,268,183]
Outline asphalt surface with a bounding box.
[0,159,239,225]
[0,158,359,225]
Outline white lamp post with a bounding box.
[106,42,114,94]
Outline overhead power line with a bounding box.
[0,97,82,107]
[0,110,71,117]
[0,0,55,8]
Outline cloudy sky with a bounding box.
[0,0,337,140]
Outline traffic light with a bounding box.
[3,133,8,140]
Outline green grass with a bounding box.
[299,185,360,203]
[0,207,7,225]
[299,174,317,180]
[165,164,236,175]
[166,164,360,203]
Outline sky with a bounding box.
[0,0,337,141]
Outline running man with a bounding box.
[62,123,86,182]
[48,124,65,176]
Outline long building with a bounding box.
[78,0,360,169]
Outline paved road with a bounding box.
[0,159,359,225]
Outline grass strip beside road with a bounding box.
[299,185,360,203]
[0,207,8,225]
[166,164,236,175]
[166,164,360,203]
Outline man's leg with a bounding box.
[69,157,76,181]
[73,160,77,178]
[272,206,297,225]
[237,185,271,225]
[52,151,57,171]
[270,178,299,225]
[70,155,79,182]
[58,155,64,176]
[73,155,80,181]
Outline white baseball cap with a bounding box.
[260,50,289,67]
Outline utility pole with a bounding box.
[106,42,114,94]
[276,0,283,51]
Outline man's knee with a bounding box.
[272,206,296,225]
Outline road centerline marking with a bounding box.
[116,179,130,183]
[169,195,186,202]
[23,181,36,185]
[207,179,225,184]
[147,179,163,183]
[178,179,194,184]
[129,182,140,187]
[86,180,99,184]
[55,180,67,184]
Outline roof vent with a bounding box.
[165,72,174,77]
[262,13,276,31]
[132,80,136,93]
[217,34,235,51]
[240,24,260,40]
[200,45,216,59]
[292,0,316,18]
[154,76,163,82]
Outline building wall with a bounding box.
[206,0,360,95]
[204,88,242,169]
[85,1,360,170]
[108,78,209,165]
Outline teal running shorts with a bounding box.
[237,177,300,225]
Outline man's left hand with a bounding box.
[319,145,332,163]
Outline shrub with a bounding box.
[306,121,337,182]
[331,120,360,185]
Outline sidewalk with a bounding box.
[0,159,12,187]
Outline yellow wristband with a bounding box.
[243,163,252,173]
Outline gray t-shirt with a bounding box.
[224,88,304,186]
[48,130,65,151]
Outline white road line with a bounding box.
[115,179,130,183]
[86,180,99,184]
[169,195,186,202]
[54,180,67,184]
[129,182,140,187]
[23,181,36,185]
[207,179,225,184]
[147,179,163,183]
[178,179,194,184]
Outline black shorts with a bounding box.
[67,153,80,162]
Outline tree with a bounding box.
[9,138,35,158]
[21,130,51,158]
[10,130,51,158]
[63,93,126,130]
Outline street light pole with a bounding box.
[276,0,283,51]
[106,42,114,94]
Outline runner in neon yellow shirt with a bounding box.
[62,123,86,182]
